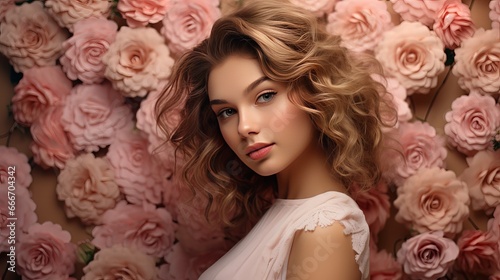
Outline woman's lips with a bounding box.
[247,144,274,160]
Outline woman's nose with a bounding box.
[237,108,259,137]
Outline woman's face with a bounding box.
[207,53,318,176]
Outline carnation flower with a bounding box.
[452,28,500,95]
[397,231,459,280]
[117,0,172,27]
[45,0,112,32]
[460,150,500,212]
[374,21,446,95]
[288,0,337,17]
[103,26,174,97]
[61,83,133,153]
[91,201,176,258]
[370,249,403,280]
[165,243,227,280]
[455,230,499,275]
[444,92,500,156]
[433,0,475,49]
[17,222,76,280]
[161,0,221,55]
[56,153,121,225]
[394,167,470,237]
[82,245,157,280]
[60,17,118,84]
[0,146,32,189]
[12,66,72,126]
[0,2,69,73]
[390,0,447,27]
[326,0,393,53]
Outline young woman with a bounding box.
[156,0,394,279]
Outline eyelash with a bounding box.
[216,91,278,119]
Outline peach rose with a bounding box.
[56,153,121,225]
[82,245,157,280]
[0,146,32,189]
[397,231,459,280]
[288,0,337,17]
[433,0,475,50]
[60,17,118,84]
[106,128,165,205]
[390,0,447,27]
[326,0,392,53]
[61,83,133,153]
[118,0,172,27]
[461,150,500,212]
[165,243,227,280]
[0,187,37,252]
[91,202,176,258]
[45,0,112,32]
[491,0,500,29]
[0,0,14,21]
[455,230,498,275]
[161,0,221,55]
[17,222,76,280]
[444,92,500,156]
[370,249,403,280]
[452,28,500,95]
[30,106,76,170]
[394,167,470,237]
[12,66,72,126]
[103,26,174,97]
[0,2,69,73]
[374,21,446,95]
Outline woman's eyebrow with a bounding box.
[209,76,269,106]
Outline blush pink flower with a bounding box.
[118,0,172,28]
[371,74,412,128]
[30,106,76,169]
[390,0,447,27]
[491,0,500,29]
[370,249,403,280]
[444,92,500,156]
[56,153,121,225]
[326,0,392,53]
[0,187,37,252]
[374,21,446,95]
[165,243,227,280]
[60,17,118,84]
[12,66,72,126]
[455,229,499,275]
[433,0,475,50]
[82,245,157,280]
[106,128,165,205]
[91,201,176,258]
[17,222,76,280]
[103,27,174,97]
[289,0,337,17]
[45,0,112,32]
[488,206,500,239]
[61,83,133,153]
[394,167,470,237]
[0,2,69,73]
[461,150,500,212]
[452,28,500,95]
[0,146,32,189]
[0,0,14,21]
[161,0,221,56]
[397,231,459,280]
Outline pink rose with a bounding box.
[17,222,76,280]
[91,201,176,258]
[0,146,32,189]
[383,121,447,187]
[30,106,76,169]
[56,153,121,225]
[12,66,72,126]
[118,0,172,28]
[161,0,221,56]
[460,150,500,212]
[61,83,133,153]
[288,0,337,17]
[374,21,446,95]
[491,0,500,29]
[0,2,69,73]
[45,0,112,32]
[397,231,459,280]
[157,263,170,280]
[488,206,500,239]
[444,92,500,156]
[455,230,498,275]
[394,167,470,237]
[106,127,165,205]
[370,249,403,280]
[60,17,118,84]
[326,0,392,53]
[103,26,174,97]
[433,0,475,50]
[0,187,37,252]
[452,28,500,95]
[371,74,412,129]
[82,245,157,280]
[390,0,447,27]
[165,243,226,280]
[0,0,14,21]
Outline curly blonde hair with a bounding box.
[156,0,396,230]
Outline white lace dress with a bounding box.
[199,191,370,280]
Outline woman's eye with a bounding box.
[257,91,277,103]
[217,108,236,119]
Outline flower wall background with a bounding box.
[0,0,499,279]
